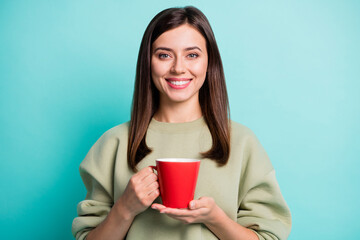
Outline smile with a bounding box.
[169,80,190,85]
[165,78,192,89]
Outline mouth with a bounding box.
[165,78,192,89]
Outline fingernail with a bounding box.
[190,201,195,209]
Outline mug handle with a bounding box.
[150,166,161,199]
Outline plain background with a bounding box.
[1,0,359,239]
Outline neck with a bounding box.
[154,96,202,123]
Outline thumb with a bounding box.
[191,197,215,210]
[189,197,206,210]
[189,200,196,209]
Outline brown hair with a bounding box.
[127,6,230,172]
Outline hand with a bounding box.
[151,197,220,225]
[115,167,160,219]
[153,197,259,240]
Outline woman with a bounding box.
[72,6,291,240]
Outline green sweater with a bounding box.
[72,117,291,239]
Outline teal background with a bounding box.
[1,0,359,239]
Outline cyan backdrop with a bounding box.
[1,0,359,239]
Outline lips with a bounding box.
[165,78,192,89]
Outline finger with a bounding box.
[188,200,202,210]
[164,207,208,216]
[190,197,213,210]
[151,203,166,211]
[162,214,188,222]
[131,167,153,184]
[160,208,194,216]
[140,189,159,206]
[139,167,156,181]
[146,182,159,192]
[146,181,159,195]
[148,189,160,201]
[163,211,197,221]
[142,175,158,191]
[142,171,158,184]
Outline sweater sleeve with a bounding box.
[71,130,119,240]
[237,130,292,240]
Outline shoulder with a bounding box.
[230,120,258,142]
[100,121,130,141]
[80,121,130,170]
[86,121,130,157]
[103,121,130,137]
[230,120,273,173]
[229,120,265,151]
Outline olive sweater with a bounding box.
[72,117,292,239]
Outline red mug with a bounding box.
[152,158,200,208]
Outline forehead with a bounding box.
[152,24,206,50]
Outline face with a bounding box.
[151,24,208,105]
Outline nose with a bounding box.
[171,57,186,74]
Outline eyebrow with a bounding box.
[153,46,202,53]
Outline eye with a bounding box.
[188,53,199,58]
[159,53,170,59]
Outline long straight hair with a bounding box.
[127,6,230,172]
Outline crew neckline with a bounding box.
[148,116,206,133]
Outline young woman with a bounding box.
[72,6,291,240]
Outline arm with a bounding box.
[87,167,159,240]
[236,131,292,240]
[72,131,159,240]
[202,200,259,240]
[236,169,292,240]
[86,200,135,240]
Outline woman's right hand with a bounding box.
[86,167,159,240]
[115,166,160,219]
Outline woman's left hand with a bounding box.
[151,196,220,225]
[153,196,259,240]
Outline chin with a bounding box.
[162,92,198,104]
[165,95,192,103]
[169,97,190,103]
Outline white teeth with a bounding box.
[169,80,190,86]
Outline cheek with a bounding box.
[192,61,208,79]
[151,59,170,78]
[151,61,160,79]
[151,60,167,91]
